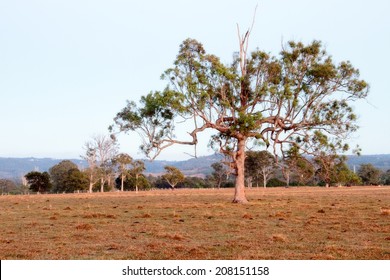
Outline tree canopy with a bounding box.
[113,153,133,192]
[25,171,52,193]
[357,164,382,185]
[210,162,229,189]
[112,34,368,203]
[83,134,119,192]
[162,166,185,189]
[49,160,79,192]
[245,150,276,188]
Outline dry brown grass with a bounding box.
[0,186,389,260]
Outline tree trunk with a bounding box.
[135,174,139,193]
[100,177,105,192]
[284,168,290,188]
[89,174,94,193]
[232,137,248,203]
[246,177,252,189]
[261,167,268,188]
[107,176,112,190]
[121,174,124,192]
[286,174,290,188]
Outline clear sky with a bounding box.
[1,0,389,160]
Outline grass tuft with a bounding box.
[242,213,253,219]
[271,234,288,243]
[83,213,117,219]
[75,223,93,230]
[380,208,390,215]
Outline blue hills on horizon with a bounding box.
[1,154,390,181]
[0,154,223,181]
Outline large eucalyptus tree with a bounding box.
[112,31,368,203]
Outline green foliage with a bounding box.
[111,91,181,158]
[48,160,89,192]
[287,155,315,185]
[381,170,390,185]
[129,160,145,177]
[113,38,368,158]
[181,176,210,189]
[152,176,171,189]
[314,154,360,187]
[115,174,151,191]
[113,153,133,191]
[162,166,185,189]
[245,150,276,187]
[114,153,133,169]
[335,163,362,186]
[62,169,89,192]
[25,171,52,193]
[49,160,79,192]
[357,164,382,185]
[266,178,286,188]
[128,160,146,192]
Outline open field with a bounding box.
[0,187,389,259]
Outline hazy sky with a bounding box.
[1,0,389,160]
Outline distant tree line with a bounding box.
[1,149,390,195]
[240,151,390,188]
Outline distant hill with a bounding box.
[143,153,223,177]
[1,153,390,182]
[346,154,390,171]
[0,157,86,181]
[0,154,223,181]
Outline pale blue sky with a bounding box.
[1,0,389,160]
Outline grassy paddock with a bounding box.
[0,186,389,260]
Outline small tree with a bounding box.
[25,171,52,193]
[381,170,390,185]
[83,135,118,192]
[129,160,146,193]
[0,179,17,194]
[282,153,315,186]
[63,168,89,192]
[334,162,361,186]
[113,153,133,192]
[279,152,296,188]
[245,150,276,188]
[357,164,382,185]
[49,160,79,192]
[82,142,99,193]
[162,166,185,190]
[293,157,315,185]
[314,153,342,187]
[116,173,150,191]
[210,162,229,189]
[314,153,359,187]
